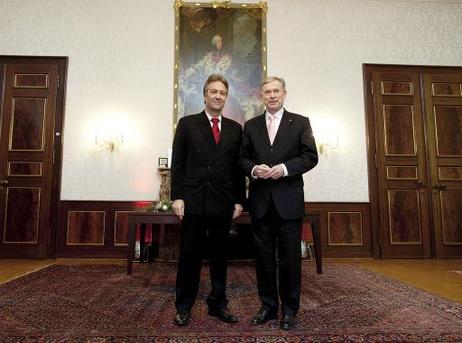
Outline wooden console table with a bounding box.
[127,211,322,275]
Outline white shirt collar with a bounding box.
[265,107,284,120]
[205,111,222,122]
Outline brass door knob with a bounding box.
[432,184,447,193]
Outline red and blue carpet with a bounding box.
[0,263,461,342]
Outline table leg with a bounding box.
[127,220,136,275]
[140,224,147,262]
[310,216,323,274]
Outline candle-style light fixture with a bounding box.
[94,132,124,153]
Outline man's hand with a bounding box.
[265,164,284,180]
[172,199,185,220]
[232,203,243,219]
[253,164,271,178]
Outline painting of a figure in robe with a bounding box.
[176,5,266,126]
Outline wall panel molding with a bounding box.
[306,202,373,258]
[58,201,372,258]
[57,201,151,258]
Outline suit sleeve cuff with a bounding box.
[281,163,289,177]
[251,166,258,179]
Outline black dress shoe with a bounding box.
[208,308,238,323]
[280,313,295,330]
[250,308,278,325]
[173,310,191,326]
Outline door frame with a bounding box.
[0,56,68,258]
[363,63,462,258]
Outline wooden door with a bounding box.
[370,70,432,258]
[423,73,462,258]
[366,65,462,258]
[0,60,64,258]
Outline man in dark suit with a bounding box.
[171,74,245,326]
[240,76,318,330]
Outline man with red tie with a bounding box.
[240,76,318,330]
[171,74,245,326]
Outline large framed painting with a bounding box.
[173,0,267,126]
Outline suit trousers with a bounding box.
[252,199,302,315]
[175,213,232,312]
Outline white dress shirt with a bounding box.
[251,108,288,178]
[205,111,222,130]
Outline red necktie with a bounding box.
[211,117,220,144]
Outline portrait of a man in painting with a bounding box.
[176,5,266,126]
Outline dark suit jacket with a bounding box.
[240,110,318,220]
[171,111,246,216]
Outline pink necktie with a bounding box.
[267,114,277,144]
[211,117,220,144]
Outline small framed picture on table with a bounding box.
[158,157,168,168]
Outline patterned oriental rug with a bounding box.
[0,263,461,342]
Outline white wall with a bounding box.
[1,0,461,202]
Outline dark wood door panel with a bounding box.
[371,69,432,258]
[9,97,47,151]
[432,105,462,157]
[387,189,423,245]
[365,65,462,259]
[423,73,462,258]
[439,191,462,244]
[0,58,66,259]
[3,187,41,243]
[382,104,417,156]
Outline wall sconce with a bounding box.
[317,136,339,156]
[94,133,124,153]
[313,117,341,156]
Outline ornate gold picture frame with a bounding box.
[173,0,268,126]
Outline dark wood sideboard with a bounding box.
[126,211,322,275]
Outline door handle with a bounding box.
[416,181,426,193]
[0,180,8,186]
[432,183,447,193]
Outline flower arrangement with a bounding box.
[143,200,173,212]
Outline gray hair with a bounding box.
[261,76,286,90]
